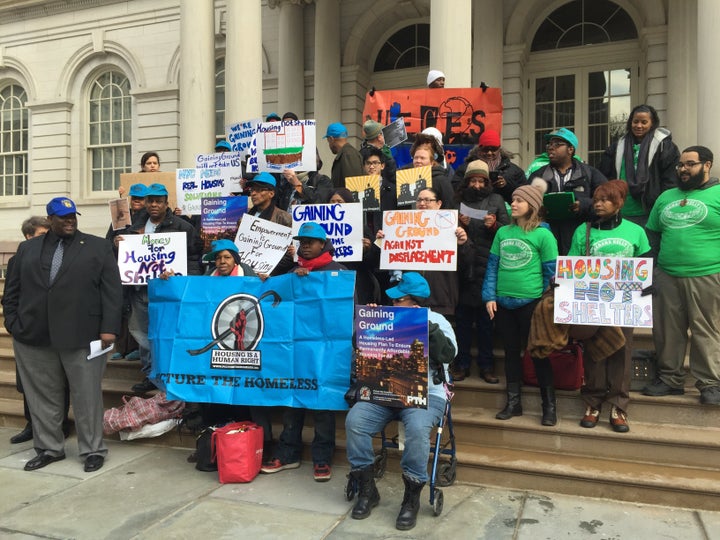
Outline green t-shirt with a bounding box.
[567,219,651,257]
[619,144,646,217]
[646,184,720,276]
[490,224,558,298]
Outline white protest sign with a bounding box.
[291,203,364,262]
[234,214,293,274]
[554,256,653,328]
[459,202,488,221]
[226,118,261,173]
[118,232,188,285]
[176,168,234,215]
[256,119,317,172]
[379,209,459,271]
[195,151,244,192]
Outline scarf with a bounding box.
[297,250,334,271]
[622,131,652,198]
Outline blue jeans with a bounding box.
[128,287,152,376]
[454,304,494,371]
[345,395,445,483]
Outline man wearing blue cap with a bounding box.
[261,221,346,481]
[528,127,607,254]
[2,197,122,473]
[324,122,364,189]
[345,272,457,531]
[121,182,203,393]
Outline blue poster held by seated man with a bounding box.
[148,271,356,410]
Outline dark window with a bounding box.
[374,24,430,72]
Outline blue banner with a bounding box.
[148,272,356,410]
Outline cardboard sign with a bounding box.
[291,203,364,262]
[354,305,429,409]
[396,165,432,207]
[120,172,178,209]
[255,119,317,172]
[226,118,261,173]
[109,198,131,230]
[345,175,381,212]
[149,272,355,410]
[200,196,249,253]
[234,214,293,274]
[195,151,245,193]
[118,232,188,285]
[554,256,654,328]
[176,168,235,215]
[379,209,459,271]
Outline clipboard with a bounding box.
[543,192,576,219]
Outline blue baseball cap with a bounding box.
[247,172,277,189]
[385,272,430,299]
[46,197,80,217]
[215,140,232,151]
[544,127,578,149]
[202,239,239,262]
[129,183,148,198]
[323,122,349,139]
[266,112,281,121]
[146,183,169,197]
[293,221,327,241]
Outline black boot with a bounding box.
[10,423,33,444]
[351,466,380,519]
[496,382,522,420]
[540,386,557,426]
[395,474,425,530]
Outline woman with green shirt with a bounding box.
[598,104,679,227]
[568,180,651,432]
[482,186,559,426]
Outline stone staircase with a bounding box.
[1,279,719,510]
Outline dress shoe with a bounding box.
[610,406,630,433]
[579,406,600,428]
[480,368,500,384]
[84,454,105,472]
[24,452,66,471]
[131,378,157,393]
[10,423,33,444]
[449,366,469,382]
[642,378,684,396]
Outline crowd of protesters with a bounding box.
[3,94,720,532]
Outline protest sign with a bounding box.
[396,165,432,207]
[176,168,235,215]
[345,175,381,212]
[109,198,131,230]
[234,213,293,274]
[195,151,245,193]
[118,232,188,285]
[379,209,459,271]
[226,118,261,173]
[256,119,317,172]
[554,256,653,328]
[354,305,429,409]
[382,117,407,148]
[200,196,249,252]
[291,202,363,262]
[120,172,177,209]
[148,272,356,410]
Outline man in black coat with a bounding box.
[2,197,122,472]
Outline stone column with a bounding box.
[225,0,263,130]
[667,0,697,149]
[430,0,472,87]
[697,0,719,150]
[277,0,305,117]
[179,0,214,166]
[314,0,341,170]
[472,0,503,88]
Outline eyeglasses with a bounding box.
[546,140,568,149]
[392,296,411,303]
[249,186,272,192]
[479,146,500,152]
[676,161,705,170]
[365,160,382,166]
[416,197,438,203]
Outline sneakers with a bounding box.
[642,378,684,396]
[313,463,332,482]
[109,352,124,360]
[579,406,600,428]
[260,458,300,474]
[700,386,720,405]
[125,350,141,360]
[610,406,630,433]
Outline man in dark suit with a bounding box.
[2,197,122,472]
